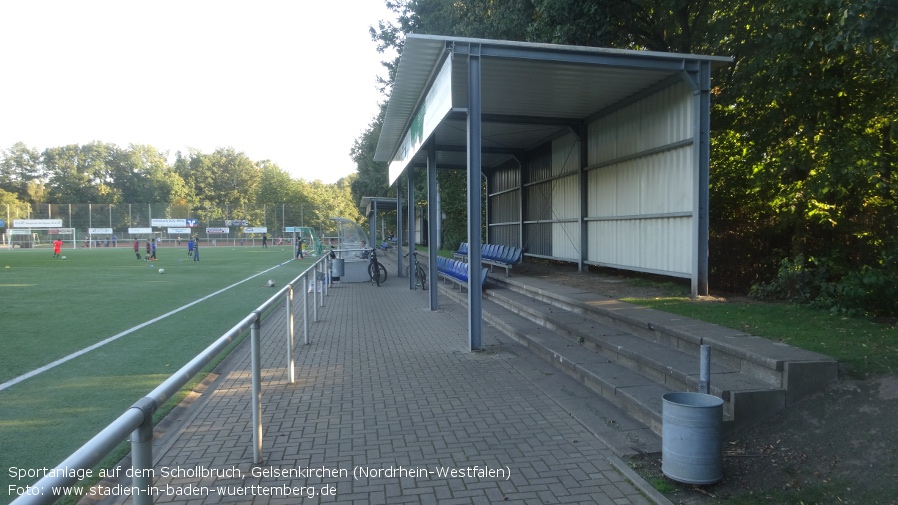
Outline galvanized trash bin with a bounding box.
[662,392,724,485]
[331,258,344,279]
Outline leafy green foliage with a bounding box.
[350,103,389,205]
[752,253,898,317]
[0,187,31,217]
[437,169,468,251]
[713,0,898,315]
[0,141,362,236]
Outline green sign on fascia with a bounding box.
[388,57,453,185]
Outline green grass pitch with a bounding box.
[0,244,320,500]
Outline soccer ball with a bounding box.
[158,268,165,274]
[61,256,67,260]
[267,279,276,287]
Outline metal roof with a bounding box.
[359,196,399,215]
[375,34,732,177]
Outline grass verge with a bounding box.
[624,296,898,379]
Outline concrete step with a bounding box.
[485,285,784,428]
[441,281,748,436]
[490,274,838,407]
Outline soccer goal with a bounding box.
[7,227,77,250]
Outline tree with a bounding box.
[299,179,363,237]
[119,145,189,204]
[176,147,261,222]
[43,143,125,204]
[256,162,299,205]
[0,143,43,203]
[0,187,31,219]
[350,104,390,207]
[710,0,898,311]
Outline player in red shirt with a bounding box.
[53,239,63,259]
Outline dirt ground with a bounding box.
[511,261,898,505]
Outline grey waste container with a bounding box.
[662,392,724,485]
[331,258,344,278]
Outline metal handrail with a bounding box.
[11,254,332,505]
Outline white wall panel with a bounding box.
[588,169,617,216]
[588,217,691,276]
[552,221,580,260]
[552,173,580,220]
[552,133,580,177]
[585,81,696,279]
[588,81,692,166]
[491,191,520,223]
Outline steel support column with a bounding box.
[397,189,404,278]
[578,121,589,272]
[467,48,483,351]
[407,167,416,290]
[369,200,377,250]
[692,61,711,297]
[427,140,439,310]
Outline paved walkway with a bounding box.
[95,267,667,504]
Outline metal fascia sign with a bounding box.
[389,56,454,185]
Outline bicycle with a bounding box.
[367,247,387,286]
[404,251,427,290]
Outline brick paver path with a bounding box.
[116,276,656,504]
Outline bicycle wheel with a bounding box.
[369,262,387,286]
[416,265,427,290]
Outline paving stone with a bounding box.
[101,272,670,505]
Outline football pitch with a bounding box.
[0,244,318,501]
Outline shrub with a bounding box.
[751,253,898,318]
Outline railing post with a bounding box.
[313,268,319,322]
[286,285,295,385]
[317,261,324,307]
[323,257,330,297]
[130,397,157,505]
[699,345,711,394]
[319,261,325,308]
[303,273,309,344]
[251,312,263,464]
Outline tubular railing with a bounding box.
[11,254,333,505]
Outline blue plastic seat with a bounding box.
[509,247,522,265]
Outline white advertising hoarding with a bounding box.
[13,219,63,228]
[128,228,153,234]
[151,219,186,227]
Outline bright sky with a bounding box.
[0,0,395,184]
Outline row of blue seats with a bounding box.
[452,242,523,276]
[436,256,488,290]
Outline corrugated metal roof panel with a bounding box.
[375,34,731,180]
